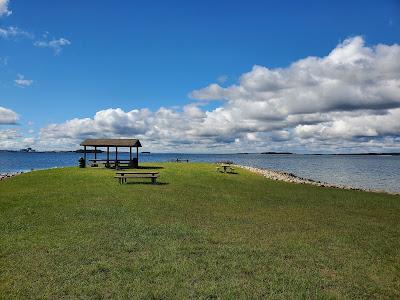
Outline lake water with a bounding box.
[0,152,399,193]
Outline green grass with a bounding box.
[1,163,399,299]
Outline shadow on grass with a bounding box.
[114,166,164,170]
[217,171,239,175]
[136,166,164,170]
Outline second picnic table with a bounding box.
[216,164,235,173]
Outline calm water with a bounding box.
[0,152,399,193]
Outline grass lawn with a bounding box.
[1,163,399,298]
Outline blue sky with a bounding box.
[1,0,400,152]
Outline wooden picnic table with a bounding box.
[89,159,135,169]
[115,171,159,184]
[216,164,235,173]
[175,159,189,163]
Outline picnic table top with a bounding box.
[116,171,159,175]
[114,174,157,178]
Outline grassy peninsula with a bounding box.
[1,163,399,298]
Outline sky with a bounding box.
[0,0,399,153]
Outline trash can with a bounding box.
[129,158,138,168]
[78,157,86,168]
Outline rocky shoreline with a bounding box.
[235,164,398,195]
[0,172,23,181]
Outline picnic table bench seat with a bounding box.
[89,159,137,169]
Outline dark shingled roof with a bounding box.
[80,139,142,147]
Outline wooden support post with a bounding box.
[107,147,109,164]
[94,147,97,160]
[115,147,118,169]
[136,147,139,168]
[129,147,132,162]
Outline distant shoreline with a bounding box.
[0,150,399,156]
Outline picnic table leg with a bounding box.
[151,177,156,184]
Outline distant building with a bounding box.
[20,147,36,152]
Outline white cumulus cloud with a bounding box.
[0,0,11,17]
[191,37,400,116]
[0,107,19,124]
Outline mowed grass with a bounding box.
[0,163,399,299]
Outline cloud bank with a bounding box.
[0,107,18,124]
[2,36,400,152]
